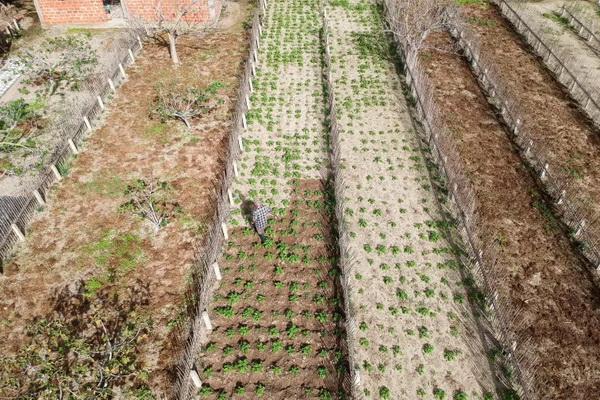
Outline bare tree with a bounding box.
[154,81,224,128]
[119,179,181,232]
[384,0,454,53]
[0,2,18,32]
[129,0,218,66]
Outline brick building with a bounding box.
[32,0,221,27]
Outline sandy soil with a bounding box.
[325,1,497,399]
[422,31,600,399]
[0,11,252,397]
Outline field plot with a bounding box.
[0,12,252,398]
[196,0,346,398]
[504,0,600,96]
[421,29,600,399]
[324,1,496,399]
[458,3,600,228]
[0,28,135,194]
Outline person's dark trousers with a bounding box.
[258,233,267,244]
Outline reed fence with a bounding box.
[382,1,533,398]
[0,29,144,271]
[170,1,267,397]
[559,5,600,54]
[492,0,600,128]
[321,5,360,397]
[451,17,600,279]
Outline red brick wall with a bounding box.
[126,0,222,23]
[36,0,222,26]
[37,0,109,26]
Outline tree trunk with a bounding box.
[167,31,180,66]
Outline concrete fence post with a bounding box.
[245,94,251,110]
[242,113,248,129]
[68,139,79,155]
[11,224,25,241]
[83,116,92,132]
[540,163,548,180]
[97,95,105,111]
[137,35,143,49]
[107,78,116,92]
[213,262,222,280]
[118,63,127,78]
[556,190,566,205]
[238,136,244,152]
[50,165,62,181]
[233,161,239,177]
[221,223,229,240]
[575,220,586,237]
[128,48,135,63]
[190,369,202,388]
[227,188,234,205]
[202,311,213,331]
[33,189,45,206]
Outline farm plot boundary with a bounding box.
[170,2,273,398]
[450,19,600,280]
[321,7,360,396]
[383,2,532,399]
[0,29,145,268]
[558,5,600,54]
[492,0,600,128]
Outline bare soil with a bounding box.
[0,11,252,398]
[422,31,600,399]
[201,180,345,399]
[462,1,600,227]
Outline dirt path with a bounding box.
[0,18,252,397]
[323,1,497,399]
[195,0,346,398]
[422,31,600,399]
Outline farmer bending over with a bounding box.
[252,202,272,244]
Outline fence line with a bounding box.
[559,5,600,53]
[321,5,360,395]
[491,0,600,128]
[382,1,533,399]
[171,2,266,397]
[0,30,144,270]
[451,17,600,277]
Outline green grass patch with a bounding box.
[86,229,145,273]
[143,122,171,144]
[81,174,127,197]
